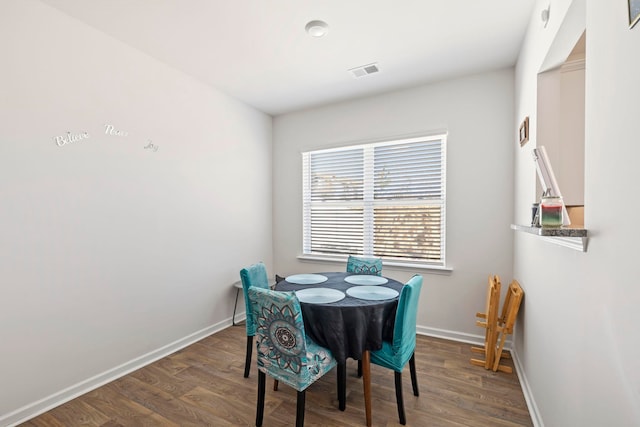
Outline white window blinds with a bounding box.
[302,134,446,266]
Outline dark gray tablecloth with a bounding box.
[276,272,403,363]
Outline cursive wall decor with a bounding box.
[53,131,90,147]
[104,124,128,137]
[53,122,158,152]
[143,140,159,152]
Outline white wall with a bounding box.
[273,69,515,340]
[0,1,272,424]
[513,0,640,425]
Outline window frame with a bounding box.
[301,133,448,270]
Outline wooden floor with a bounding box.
[21,326,533,426]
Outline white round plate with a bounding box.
[285,274,328,285]
[344,275,388,286]
[295,288,345,304]
[346,286,399,301]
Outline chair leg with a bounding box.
[357,359,362,377]
[409,353,419,396]
[256,371,266,427]
[296,390,306,427]
[337,362,346,411]
[244,335,253,378]
[395,371,406,425]
[273,379,279,391]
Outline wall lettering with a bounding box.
[54,131,90,147]
[104,124,128,137]
[143,140,159,152]
[53,123,158,152]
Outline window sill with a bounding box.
[296,254,453,274]
[511,224,588,252]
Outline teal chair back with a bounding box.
[248,287,337,391]
[371,274,423,371]
[369,274,423,425]
[240,262,270,336]
[239,262,271,378]
[249,287,337,426]
[391,274,423,366]
[346,255,383,276]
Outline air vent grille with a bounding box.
[349,63,380,78]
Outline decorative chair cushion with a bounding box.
[249,287,337,391]
[346,255,383,276]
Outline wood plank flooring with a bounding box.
[21,326,533,426]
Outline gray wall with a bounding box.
[0,1,272,423]
[273,68,515,341]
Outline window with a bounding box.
[302,134,447,266]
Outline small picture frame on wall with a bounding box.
[630,0,640,28]
[519,116,529,147]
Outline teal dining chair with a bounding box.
[370,274,423,425]
[346,255,383,276]
[248,287,337,427]
[348,254,384,377]
[239,262,271,378]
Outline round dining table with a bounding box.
[276,271,403,426]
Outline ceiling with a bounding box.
[40,0,537,116]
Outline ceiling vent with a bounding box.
[349,63,380,78]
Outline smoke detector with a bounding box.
[348,63,380,78]
[305,20,329,37]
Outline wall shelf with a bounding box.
[511,224,588,252]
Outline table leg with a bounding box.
[337,362,346,410]
[362,350,372,427]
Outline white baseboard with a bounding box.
[511,349,544,427]
[417,325,486,346]
[1,318,232,427]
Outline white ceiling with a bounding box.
[40,0,536,116]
